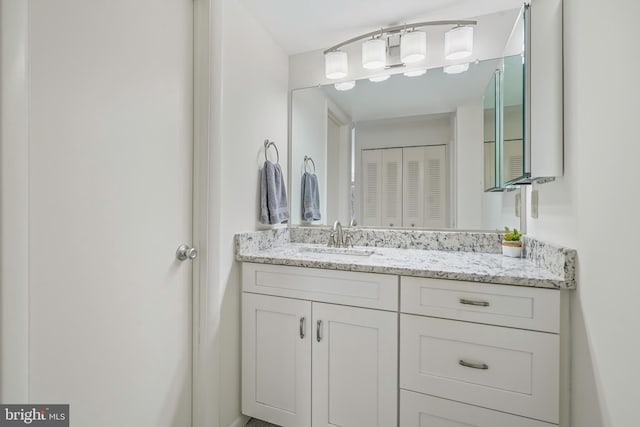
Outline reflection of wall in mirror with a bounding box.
[458,102,520,231]
[290,89,352,225]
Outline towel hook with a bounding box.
[304,156,316,174]
[264,139,280,163]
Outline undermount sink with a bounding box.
[297,246,376,257]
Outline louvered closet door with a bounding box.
[361,150,382,226]
[403,147,425,228]
[381,148,403,228]
[503,139,524,183]
[424,145,448,228]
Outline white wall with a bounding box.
[356,115,451,150]
[215,1,289,426]
[456,103,485,229]
[0,0,29,402]
[526,0,640,425]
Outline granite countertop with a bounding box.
[236,242,571,289]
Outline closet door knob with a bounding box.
[176,244,198,261]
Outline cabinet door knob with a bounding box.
[299,317,306,339]
[316,320,323,342]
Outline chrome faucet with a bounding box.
[332,220,343,248]
[327,220,354,248]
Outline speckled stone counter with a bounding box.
[235,227,576,290]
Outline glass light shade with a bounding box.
[443,63,470,74]
[400,30,426,64]
[334,80,356,91]
[325,51,348,79]
[369,74,390,82]
[362,39,386,69]
[404,69,427,77]
[444,26,474,60]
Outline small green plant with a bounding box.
[503,227,521,241]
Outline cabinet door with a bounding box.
[242,293,311,427]
[361,149,382,226]
[423,145,448,228]
[400,390,555,427]
[312,303,398,427]
[400,314,559,423]
[403,146,425,228]
[381,148,403,227]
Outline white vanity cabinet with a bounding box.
[241,262,568,427]
[399,277,567,426]
[241,263,399,427]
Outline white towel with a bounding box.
[260,160,289,224]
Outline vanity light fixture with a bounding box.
[362,38,386,69]
[324,19,476,80]
[325,51,348,79]
[369,74,390,82]
[443,62,470,74]
[404,69,427,77]
[334,80,356,91]
[400,30,427,63]
[444,26,474,60]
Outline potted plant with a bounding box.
[502,227,522,258]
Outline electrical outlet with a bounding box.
[515,193,521,217]
[531,190,539,218]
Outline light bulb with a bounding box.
[404,69,427,77]
[369,74,390,82]
[362,38,386,70]
[443,63,470,74]
[444,26,474,60]
[334,80,356,91]
[401,31,426,64]
[325,51,348,79]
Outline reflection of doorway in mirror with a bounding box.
[361,145,449,228]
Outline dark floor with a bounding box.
[245,418,280,427]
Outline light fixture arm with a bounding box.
[324,20,477,54]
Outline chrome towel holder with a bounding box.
[264,139,280,163]
[304,155,316,174]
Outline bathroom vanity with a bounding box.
[236,228,574,427]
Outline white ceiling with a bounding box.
[240,0,524,54]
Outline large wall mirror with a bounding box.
[289,8,525,231]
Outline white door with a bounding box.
[423,145,448,228]
[242,293,312,427]
[26,1,194,426]
[403,146,425,228]
[381,148,403,228]
[312,303,398,427]
[361,149,382,226]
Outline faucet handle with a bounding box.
[327,232,336,247]
[344,233,354,248]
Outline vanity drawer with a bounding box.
[242,263,398,311]
[400,390,556,427]
[401,277,560,332]
[400,314,559,423]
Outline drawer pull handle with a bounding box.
[300,317,306,339]
[459,359,489,370]
[316,320,323,342]
[459,298,490,307]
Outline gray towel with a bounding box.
[260,160,289,224]
[301,172,321,221]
